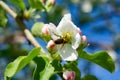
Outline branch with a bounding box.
[0,0,16,18]
[0,1,45,53]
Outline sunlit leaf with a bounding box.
[33,56,46,80]
[4,47,41,80]
[40,60,54,80]
[33,55,55,80]
[28,0,46,11]
[9,0,26,10]
[78,50,115,73]
[45,0,55,12]
[0,6,8,27]
[51,59,62,72]
[81,75,98,80]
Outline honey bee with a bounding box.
[53,33,70,45]
[54,38,67,44]
[53,37,68,49]
[50,27,71,45]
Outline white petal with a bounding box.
[64,13,72,21]
[48,23,59,40]
[49,23,56,28]
[57,15,78,35]
[58,44,78,61]
[72,33,81,49]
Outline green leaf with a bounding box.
[40,60,54,80]
[64,61,81,80]
[28,0,46,11]
[45,0,55,12]
[4,47,41,80]
[81,75,98,80]
[33,56,46,80]
[33,55,55,80]
[78,50,115,73]
[0,6,8,27]
[51,59,62,72]
[9,0,26,10]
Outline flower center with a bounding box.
[62,32,71,43]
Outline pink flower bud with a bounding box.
[42,23,56,36]
[41,0,46,3]
[42,24,50,35]
[47,40,56,50]
[49,0,55,5]
[82,35,87,43]
[77,28,82,35]
[63,71,75,80]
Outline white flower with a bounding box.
[48,13,81,61]
[63,70,75,80]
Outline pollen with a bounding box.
[62,32,71,43]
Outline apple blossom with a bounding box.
[48,13,81,61]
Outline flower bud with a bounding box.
[48,0,55,5]
[63,71,75,80]
[23,10,32,20]
[41,24,52,41]
[81,35,89,48]
[42,24,50,36]
[47,40,57,51]
[82,35,87,44]
[77,28,82,35]
[41,0,46,3]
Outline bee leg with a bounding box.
[60,43,65,49]
[53,32,62,38]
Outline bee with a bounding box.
[49,27,71,45]
[54,38,67,44]
[53,33,70,45]
[53,37,68,49]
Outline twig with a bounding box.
[0,1,45,53]
[0,0,16,18]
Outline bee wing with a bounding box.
[48,23,59,40]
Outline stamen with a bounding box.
[62,32,71,43]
